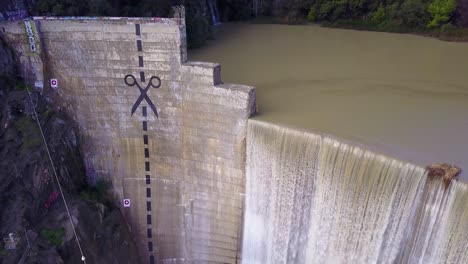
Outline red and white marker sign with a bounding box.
[123,198,131,207]
[50,79,58,88]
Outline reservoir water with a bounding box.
[190,23,468,181]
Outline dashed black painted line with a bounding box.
[147,214,152,225]
[135,24,155,263]
[137,40,143,52]
[138,56,144,67]
[135,24,141,36]
[148,242,153,252]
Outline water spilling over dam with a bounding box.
[190,24,468,181]
[243,120,468,263]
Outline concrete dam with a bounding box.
[1,8,467,264]
[2,8,255,263]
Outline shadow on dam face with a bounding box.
[1,9,255,263]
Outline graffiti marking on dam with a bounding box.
[124,74,161,117]
[131,22,156,264]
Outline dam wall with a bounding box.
[0,10,255,264]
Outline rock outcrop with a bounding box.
[426,163,461,184]
[0,83,141,263]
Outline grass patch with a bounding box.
[15,116,42,151]
[40,227,64,246]
[79,179,111,204]
[41,108,55,121]
[0,247,9,256]
[13,80,32,91]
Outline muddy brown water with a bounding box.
[190,23,468,181]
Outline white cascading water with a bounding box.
[242,120,468,264]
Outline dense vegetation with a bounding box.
[248,0,468,39]
[4,0,468,46]
[305,0,463,32]
[249,0,467,29]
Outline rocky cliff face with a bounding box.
[0,36,16,80]
[0,53,141,263]
[0,87,142,264]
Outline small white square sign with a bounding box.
[123,198,131,207]
[50,79,58,88]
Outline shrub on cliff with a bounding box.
[79,178,111,204]
[40,227,65,246]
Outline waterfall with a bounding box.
[207,0,220,25]
[242,120,468,264]
[400,180,468,263]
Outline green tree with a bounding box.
[398,0,430,27]
[427,0,457,27]
[307,3,319,21]
[317,1,336,20]
[347,0,366,18]
[184,1,212,48]
[371,4,386,24]
[88,0,115,16]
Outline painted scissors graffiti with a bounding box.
[124,74,161,117]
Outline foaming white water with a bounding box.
[242,120,467,264]
[401,180,468,263]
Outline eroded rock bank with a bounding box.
[0,70,140,263]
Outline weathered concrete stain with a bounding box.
[1,10,255,264]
